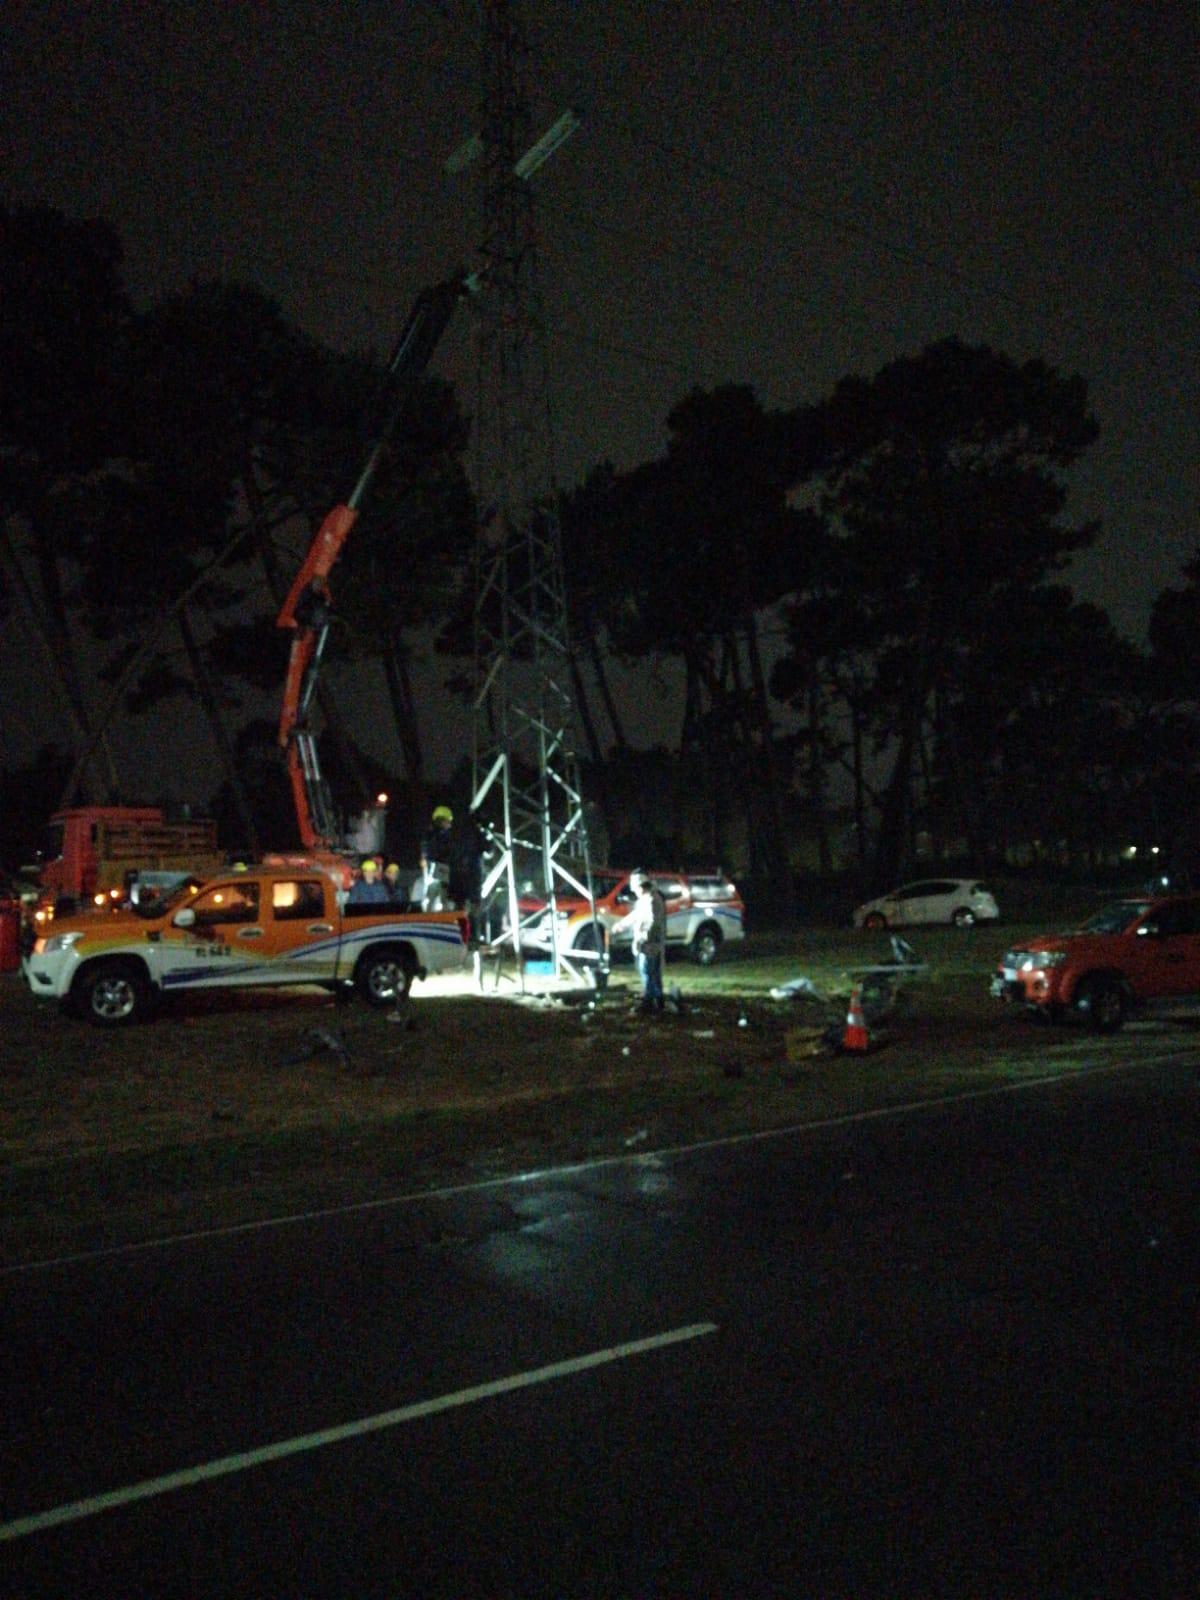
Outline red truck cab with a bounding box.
[992,893,1200,1032]
[36,807,224,915]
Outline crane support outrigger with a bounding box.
[275,271,479,851]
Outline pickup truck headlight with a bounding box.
[1019,950,1066,970]
[37,930,84,957]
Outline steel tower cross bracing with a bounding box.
[470,0,595,981]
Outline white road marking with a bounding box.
[0,1321,718,1542]
[3,1050,1181,1278]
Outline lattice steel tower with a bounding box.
[469,0,595,979]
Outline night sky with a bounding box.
[3,0,1197,794]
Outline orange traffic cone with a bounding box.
[842,985,870,1053]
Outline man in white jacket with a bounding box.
[613,870,667,1014]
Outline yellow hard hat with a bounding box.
[432,805,453,824]
[361,858,379,875]
[384,862,401,877]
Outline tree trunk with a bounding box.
[382,634,425,783]
[850,689,867,873]
[671,652,701,861]
[872,635,938,891]
[808,678,832,876]
[569,652,604,768]
[587,628,627,751]
[701,644,735,870]
[916,712,935,857]
[568,651,612,829]
[55,513,271,808]
[942,697,986,865]
[2,520,120,802]
[177,602,260,854]
[743,615,794,915]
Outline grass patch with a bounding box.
[0,917,1140,1265]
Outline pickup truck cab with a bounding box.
[22,865,470,1025]
[991,893,1200,1032]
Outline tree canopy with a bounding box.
[5,203,1193,895]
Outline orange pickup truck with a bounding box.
[991,892,1200,1032]
[22,864,471,1025]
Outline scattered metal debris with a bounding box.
[280,1026,352,1070]
[784,1026,828,1065]
[387,995,416,1030]
[769,975,824,1002]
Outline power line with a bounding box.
[546,5,1199,291]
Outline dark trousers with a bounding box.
[636,948,664,1010]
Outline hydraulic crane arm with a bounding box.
[276,270,477,850]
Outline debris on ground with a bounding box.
[769,975,825,1002]
[280,1026,352,1069]
[842,936,929,1012]
[387,994,417,1030]
[834,983,892,1055]
[784,1026,828,1065]
[889,935,922,967]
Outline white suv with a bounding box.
[522,869,745,965]
[853,878,999,930]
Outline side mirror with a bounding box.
[173,907,196,928]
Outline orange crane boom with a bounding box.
[276,272,475,850]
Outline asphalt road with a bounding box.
[1,1053,1195,1598]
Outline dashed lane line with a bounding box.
[0,1321,719,1542]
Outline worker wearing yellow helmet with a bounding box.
[347,856,389,906]
[419,805,454,910]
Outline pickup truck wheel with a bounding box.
[1076,976,1126,1034]
[75,960,151,1026]
[690,923,722,966]
[356,945,416,1007]
[951,907,977,928]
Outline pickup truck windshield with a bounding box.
[1080,900,1152,935]
[132,880,202,919]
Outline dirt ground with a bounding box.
[0,923,1153,1265]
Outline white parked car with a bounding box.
[853,878,1000,930]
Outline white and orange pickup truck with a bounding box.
[21,864,471,1025]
